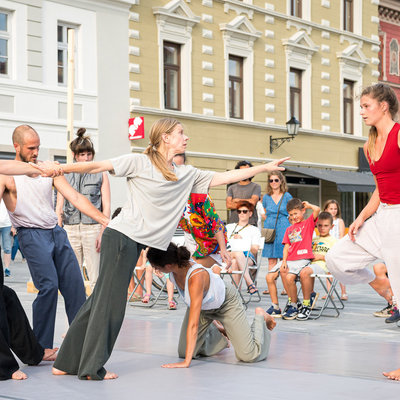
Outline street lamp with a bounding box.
[270,116,300,153]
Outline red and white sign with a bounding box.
[128,117,144,140]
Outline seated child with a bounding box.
[266,198,320,320]
[297,212,337,320]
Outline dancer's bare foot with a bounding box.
[86,371,118,380]
[370,276,392,302]
[52,367,67,375]
[43,348,58,361]
[255,307,277,331]
[12,370,27,380]
[212,320,230,347]
[383,368,400,381]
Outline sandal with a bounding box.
[168,301,177,310]
[281,289,287,296]
[247,284,259,295]
[142,293,151,303]
[262,289,270,295]
[341,294,348,301]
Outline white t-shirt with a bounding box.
[0,200,11,228]
[226,223,261,246]
[108,154,215,250]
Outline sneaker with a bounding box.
[296,305,311,320]
[4,268,10,277]
[266,305,282,318]
[282,305,298,320]
[373,303,394,318]
[385,307,400,323]
[310,291,319,309]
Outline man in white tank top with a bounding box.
[0,125,109,350]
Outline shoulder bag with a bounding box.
[261,194,284,244]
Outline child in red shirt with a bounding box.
[266,198,320,320]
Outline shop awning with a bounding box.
[285,166,375,192]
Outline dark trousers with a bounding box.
[54,228,145,380]
[0,260,43,380]
[11,235,24,260]
[17,225,86,349]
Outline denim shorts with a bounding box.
[0,226,12,253]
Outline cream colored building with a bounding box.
[128,0,380,224]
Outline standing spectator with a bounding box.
[56,128,111,291]
[261,171,292,294]
[0,200,12,277]
[226,160,261,226]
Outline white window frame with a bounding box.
[0,1,27,81]
[282,31,318,129]
[0,10,11,78]
[341,0,362,35]
[287,0,311,21]
[57,22,78,86]
[153,1,200,113]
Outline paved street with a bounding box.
[1,257,400,400]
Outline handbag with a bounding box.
[261,194,284,244]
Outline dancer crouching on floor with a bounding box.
[147,243,276,367]
[326,83,400,381]
[35,117,287,380]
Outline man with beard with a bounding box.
[0,125,109,350]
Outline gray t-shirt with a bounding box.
[108,154,215,250]
[227,181,261,225]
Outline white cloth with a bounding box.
[226,223,261,245]
[8,175,57,229]
[169,263,226,310]
[329,218,340,239]
[326,203,400,305]
[108,154,215,250]
[256,201,265,231]
[0,200,11,228]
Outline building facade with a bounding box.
[128,0,380,224]
[0,0,134,207]
[378,0,400,100]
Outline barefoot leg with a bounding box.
[369,276,393,303]
[255,307,276,331]
[12,370,27,380]
[43,348,58,362]
[383,368,400,381]
[86,371,118,380]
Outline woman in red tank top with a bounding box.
[326,83,400,381]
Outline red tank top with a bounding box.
[368,123,400,204]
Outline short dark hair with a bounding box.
[318,211,333,225]
[235,160,253,169]
[147,242,191,269]
[287,198,304,212]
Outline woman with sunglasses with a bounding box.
[225,201,261,294]
[262,171,292,295]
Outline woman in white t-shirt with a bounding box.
[35,118,287,381]
[147,242,276,368]
[226,200,261,294]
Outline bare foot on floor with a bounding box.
[370,277,392,302]
[255,307,277,331]
[12,370,27,380]
[52,367,67,376]
[87,371,118,380]
[43,348,58,361]
[383,368,400,381]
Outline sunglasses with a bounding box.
[237,209,249,214]
[269,179,280,183]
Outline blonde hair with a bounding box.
[143,118,180,181]
[266,170,288,195]
[323,199,341,218]
[361,83,399,163]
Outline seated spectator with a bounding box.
[266,199,320,320]
[226,161,261,227]
[140,249,177,310]
[226,201,261,295]
[297,212,336,320]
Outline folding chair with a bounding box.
[309,273,344,319]
[220,238,252,306]
[244,237,264,304]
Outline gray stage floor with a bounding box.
[1,258,400,400]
